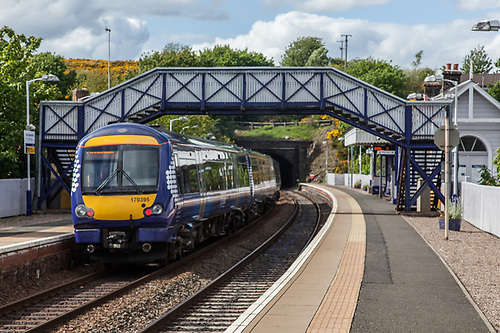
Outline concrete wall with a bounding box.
[462,182,500,238]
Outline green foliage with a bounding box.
[198,45,274,67]
[478,165,500,186]
[280,36,325,67]
[305,47,329,67]
[412,50,423,68]
[0,26,41,178]
[488,81,500,103]
[31,52,76,98]
[461,45,493,74]
[238,123,320,140]
[405,67,433,95]
[72,70,117,93]
[347,58,409,98]
[440,198,463,220]
[152,115,232,143]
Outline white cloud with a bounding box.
[192,11,500,69]
[0,0,227,60]
[299,0,390,12]
[262,0,390,12]
[457,0,500,11]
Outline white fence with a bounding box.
[326,173,381,188]
[0,178,34,218]
[327,175,500,238]
[462,182,500,238]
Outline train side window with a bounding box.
[179,158,199,194]
[204,164,214,191]
[226,164,235,189]
[238,163,250,187]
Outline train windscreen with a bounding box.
[81,145,159,194]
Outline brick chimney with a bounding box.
[72,88,89,101]
[443,63,461,90]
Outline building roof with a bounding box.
[460,73,500,88]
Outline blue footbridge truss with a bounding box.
[39,67,450,212]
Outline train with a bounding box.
[71,122,281,264]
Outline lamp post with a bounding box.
[424,73,459,196]
[322,141,328,174]
[105,27,111,89]
[169,116,188,131]
[26,74,59,216]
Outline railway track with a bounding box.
[139,190,330,332]
[0,193,299,333]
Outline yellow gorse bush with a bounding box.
[64,58,138,77]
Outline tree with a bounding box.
[412,50,423,68]
[280,36,325,67]
[305,47,329,67]
[346,58,409,98]
[198,45,274,67]
[488,81,500,103]
[30,52,76,99]
[0,26,61,178]
[461,45,493,74]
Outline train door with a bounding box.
[172,152,183,214]
[196,150,207,219]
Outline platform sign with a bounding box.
[434,125,460,151]
[377,150,395,156]
[24,130,35,154]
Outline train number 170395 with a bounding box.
[131,197,150,203]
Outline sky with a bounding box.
[3,0,500,70]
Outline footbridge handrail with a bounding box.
[40,67,450,144]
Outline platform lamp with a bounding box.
[471,20,500,32]
[425,71,459,196]
[169,116,188,131]
[424,72,456,240]
[322,141,329,174]
[26,74,59,216]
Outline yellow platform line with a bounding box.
[307,196,366,333]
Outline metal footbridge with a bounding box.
[39,67,450,212]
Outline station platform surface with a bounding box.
[227,184,493,333]
[0,215,74,254]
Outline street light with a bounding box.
[471,20,500,31]
[169,116,188,131]
[26,74,59,216]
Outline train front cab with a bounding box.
[71,125,176,263]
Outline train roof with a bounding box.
[79,123,270,159]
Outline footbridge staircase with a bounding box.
[38,67,450,212]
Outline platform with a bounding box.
[0,218,74,255]
[226,184,492,333]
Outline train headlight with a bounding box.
[144,203,163,217]
[75,204,95,218]
[151,203,163,215]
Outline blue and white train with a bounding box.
[71,122,281,264]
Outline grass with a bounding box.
[237,124,319,140]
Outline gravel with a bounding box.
[403,215,500,332]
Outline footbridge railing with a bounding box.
[40,67,450,144]
[38,67,450,213]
